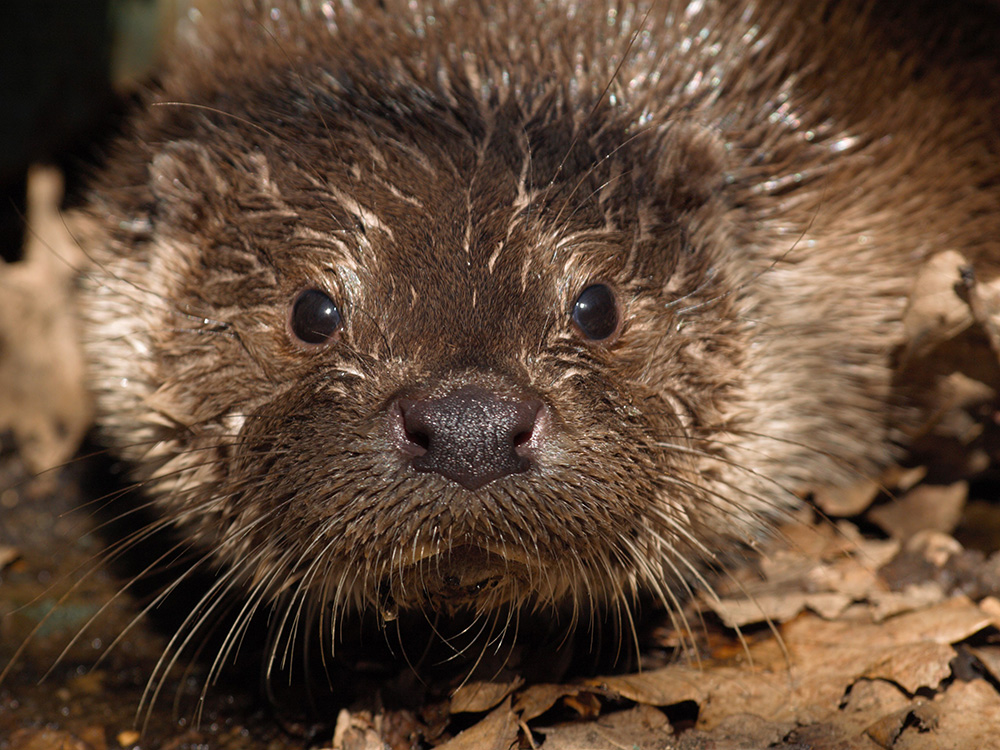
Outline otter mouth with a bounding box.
[379,544,532,617]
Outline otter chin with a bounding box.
[76,0,1000,663]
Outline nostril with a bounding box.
[407,427,430,451]
[395,399,429,457]
[511,400,542,454]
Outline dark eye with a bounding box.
[571,283,619,341]
[290,288,342,345]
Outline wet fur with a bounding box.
[78,0,1000,676]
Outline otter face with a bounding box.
[81,65,764,628]
[82,0,932,645]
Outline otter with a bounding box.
[75,0,1000,672]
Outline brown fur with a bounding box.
[79,0,1000,650]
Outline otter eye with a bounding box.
[572,283,619,341]
[290,289,342,345]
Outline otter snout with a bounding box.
[394,385,543,490]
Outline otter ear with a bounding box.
[149,140,229,227]
[632,122,736,280]
[646,121,729,212]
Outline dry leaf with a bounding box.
[585,665,797,729]
[889,679,1000,749]
[677,713,797,750]
[537,705,672,750]
[0,166,91,472]
[900,250,974,361]
[859,642,956,694]
[868,581,948,622]
[514,684,588,722]
[576,596,996,736]
[813,476,882,517]
[328,709,385,750]
[450,678,524,713]
[864,700,939,748]
[0,545,19,571]
[843,680,913,731]
[434,701,518,750]
[705,523,903,628]
[868,482,969,540]
[965,261,1000,357]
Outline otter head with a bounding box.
[83,2,889,646]
[81,81,765,623]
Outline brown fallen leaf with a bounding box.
[327,709,391,750]
[708,590,852,629]
[0,544,20,571]
[968,645,1000,687]
[867,581,948,622]
[842,679,913,735]
[514,683,589,723]
[889,679,1000,750]
[0,166,91,473]
[577,596,995,735]
[864,699,939,749]
[859,641,956,694]
[676,713,798,750]
[536,705,672,750]
[705,521,903,628]
[562,691,602,720]
[813,476,882,517]
[979,595,1000,620]
[434,701,519,750]
[868,482,969,540]
[900,250,975,363]
[964,258,1000,358]
[450,677,524,713]
[878,465,928,495]
[585,664,797,729]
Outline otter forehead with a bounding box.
[152,84,677,368]
[279,112,652,355]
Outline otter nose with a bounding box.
[397,386,541,490]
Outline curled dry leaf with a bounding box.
[900,250,975,361]
[968,645,1000,685]
[868,481,969,540]
[704,520,903,628]
[963,257,1000,358]
[450,677,524,714]
[0,166,92,473]
[888,679,1000,750]
[433,701,519,750]
[864,700,939,749]
[813,475,882,517]
[0,545,19,572]
[514,683,592,723]
[559,596,996,741]
[812,464,929,519]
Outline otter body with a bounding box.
[79,0,1000,646]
